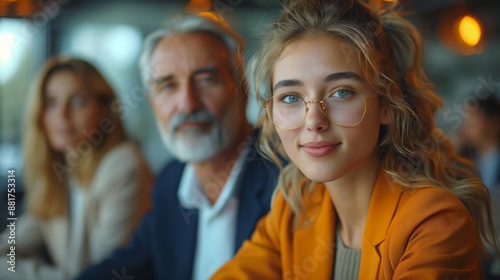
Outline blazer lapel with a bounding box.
[292,184,336,279]
[172,205,198,279]
[235,130,280,251]
[165,162,199,279]
[359,171,404,279]
[234,153,272,251]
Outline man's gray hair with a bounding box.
[139,14,247,98]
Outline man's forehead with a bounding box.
[149,32,229,79]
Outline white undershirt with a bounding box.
[68,177,86,267]
[178,145,250,280]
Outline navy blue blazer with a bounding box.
[76,136,279,280]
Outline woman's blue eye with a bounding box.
[201,77,214,84]
[332,89,354,99]
[281,95,300,104]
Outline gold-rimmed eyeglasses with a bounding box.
[262,89,377,130]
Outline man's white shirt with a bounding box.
[178,144,250,280]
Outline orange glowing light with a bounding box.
[458,15,482,47]
[186,0,211,14]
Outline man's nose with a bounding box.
[178,82,203,113]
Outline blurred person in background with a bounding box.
[458,94,500,279]
[76,14,279,280]
[0,57,153,280]
[458,95,500,190]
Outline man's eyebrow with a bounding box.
[152,66,220,85]
[273,79,304,92]
[153,74,174,85]
[323,71,363,83]
[193,66,219,76]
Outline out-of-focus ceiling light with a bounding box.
[458,15,482,47]
[438,9,486,56]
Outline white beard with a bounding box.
[155,111,231,163]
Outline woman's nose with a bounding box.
[304,101,330,132]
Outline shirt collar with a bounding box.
[177,139,252,215]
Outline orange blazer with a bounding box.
[212,171,480,279]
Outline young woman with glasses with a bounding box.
[213,0,498,279]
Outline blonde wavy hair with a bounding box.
[251,0,498,256]
[23,57,127,220]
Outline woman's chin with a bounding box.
[300,168,341,184]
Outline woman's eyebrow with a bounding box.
[273,79,304,91]
[324,71,363,83]
[273,71,363,92]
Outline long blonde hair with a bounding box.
[24,57,127,220]
[251,0,497,256]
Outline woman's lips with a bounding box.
[301,141,340,157]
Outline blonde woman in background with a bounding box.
[0,57,152,280]
[213,0,499,279]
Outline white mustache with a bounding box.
[169,111,216,133]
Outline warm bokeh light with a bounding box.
[186,0,211,14]
[438,10,486,55]
[458,15,482,47]
[14,0,36,16]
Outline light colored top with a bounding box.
[478,147,500,189]
[68,178,85,261]
[212,170,481,279]
[178,144,250,280]
[333,231,361,280]
[0,142,152,280]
